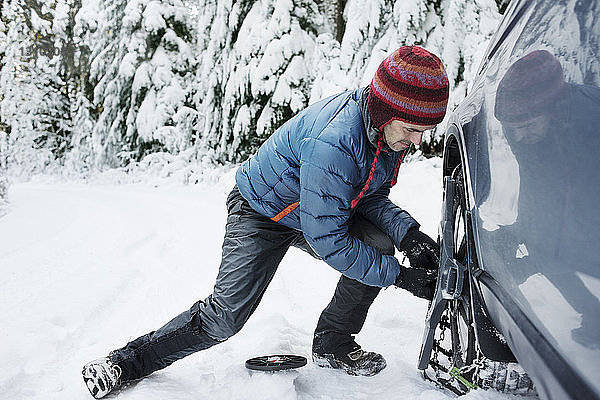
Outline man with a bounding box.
[82,45,449,399]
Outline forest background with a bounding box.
[0,0,510,186]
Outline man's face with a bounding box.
[382,120,437,152]
[503,114,553,145]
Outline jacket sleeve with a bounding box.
[355,180,420,250]
[299,137,401,287]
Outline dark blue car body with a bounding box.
[420,1,600,399]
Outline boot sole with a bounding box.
[312,353,386,377]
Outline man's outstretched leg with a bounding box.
[83,186,297,398]
[312,214,394,376]
[82,302,220,399]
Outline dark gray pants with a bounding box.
[111,186,395,381]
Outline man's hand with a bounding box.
[394,265,437,300]
[399,228,440,270]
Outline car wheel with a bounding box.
[425,165,479,394]
[424,164,536,395]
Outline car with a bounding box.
[416,1,600,399]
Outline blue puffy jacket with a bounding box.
[236,88,419,287]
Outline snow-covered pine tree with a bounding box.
[418,0,500,153]
[196,0,321,162]
[82,0,197,169]
[315,0,346,43]
[193,0,251,164]
[0,0,75,176]
[43,0,85,163]
[61,0,97,174]
[309,0,396,102]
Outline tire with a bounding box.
[423,165,479,394]
[431,165,535,395]
[449,166,477,370]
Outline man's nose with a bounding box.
[513,128,528,142]
[409,131,423,145]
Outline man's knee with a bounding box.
[195,296,248,341]
[369,236,395,256]
[204,323,241,342]
[348,214,395,256]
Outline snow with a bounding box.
[0,158,524,400]
[142,1,167,33]
[29,9,52,35]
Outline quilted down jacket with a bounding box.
[236,88,419,287]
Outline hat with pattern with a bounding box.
[368,46,449,130]
[494,50,567,124]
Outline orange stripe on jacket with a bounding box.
[271,201,300,222]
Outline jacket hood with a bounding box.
[359,87,381,148]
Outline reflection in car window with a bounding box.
[493,48,600,355]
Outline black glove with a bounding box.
[399,228,440,271]
[394,265,437,300]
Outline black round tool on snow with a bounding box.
[245,355,307,371]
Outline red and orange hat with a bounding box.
[368,46,449,130]
[494,50,567,124]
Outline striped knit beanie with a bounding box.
[368,46,449,130]
[494,50,567,124]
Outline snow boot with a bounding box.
[82,357,122,399]
[313,347,387,376]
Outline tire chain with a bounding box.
[425,308,536,396]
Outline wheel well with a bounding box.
[443,133,462,178]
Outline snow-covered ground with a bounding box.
[0,158,524,400]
